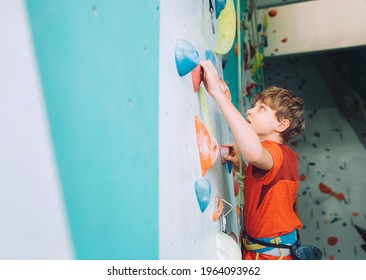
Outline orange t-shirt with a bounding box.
[244,140,302,239]
[243,251,294,260]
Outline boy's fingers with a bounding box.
[199,60,209,68]
[224,154,238,163]
[221,144,239,157]
[221,143,234,148]
[223,154,232,161]
[200,60,214,71]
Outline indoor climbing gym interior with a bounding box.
[1,0,366,260]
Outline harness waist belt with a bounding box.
[244,230,298,254]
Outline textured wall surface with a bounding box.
[0,0,73,260]
[263,54,366,259]
[25,0,160,259]
[1,0,238,260]
[258,0,366,57]
[159,0,238,259]
[1,0,160,259]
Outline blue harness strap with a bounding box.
[244,229,323,260]
[244,230,299,254]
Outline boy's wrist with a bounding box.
[212,88,227,102]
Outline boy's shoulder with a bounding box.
[262,140,298,159]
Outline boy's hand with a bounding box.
[199,60,223,98]
[221,143,241,172]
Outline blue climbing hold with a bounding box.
[175,39,200,77]
[226,162,232,173]
[195,179,212,212]
[205,50,217,67]
[215,0,227,18]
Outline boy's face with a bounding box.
[246,101,281,140]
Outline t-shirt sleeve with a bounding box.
[259,141,283,184]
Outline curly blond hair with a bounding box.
[253,86,305,143]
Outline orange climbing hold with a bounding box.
[332,192,345,201]
[191,65,203,93]
[281,38,288,43]
[299,174,306,181]
[319,182,347,202]
[236,205,240,218]
[212,195,224,221]
[194,116,219,177]
[327,236,338,246]
[268,9,277,17]
[319,182,332,194]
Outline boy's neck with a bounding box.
[259,133,284,144]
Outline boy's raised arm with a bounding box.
[200,60,273,171]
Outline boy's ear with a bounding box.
[276,119,290,132]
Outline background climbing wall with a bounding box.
[257,0,366,57]
[255,0,366,259]
[262,51,366,260]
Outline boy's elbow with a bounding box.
[246,152,262,164]
[239,145,265,165]
[246,148,267,165]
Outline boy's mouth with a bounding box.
[246,119,251,124]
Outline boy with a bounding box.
[200,60,305,260]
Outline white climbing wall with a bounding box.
[0,0,73,259]
[258,0,366,57]
[159,0,239,259]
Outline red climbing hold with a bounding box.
[299,174,306,181]
[319,182,332,194]
[327,236,338,246]
[332,192,345,201]
[268,9,277,17]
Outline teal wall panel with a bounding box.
[25,0,160,259]
[223,49,239,110]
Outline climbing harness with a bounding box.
[244,230,298,260]
[243,229,323,260]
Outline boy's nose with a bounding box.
[246,108,253,116]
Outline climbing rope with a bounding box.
[236,0,246,247]
[236,162,245,207]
